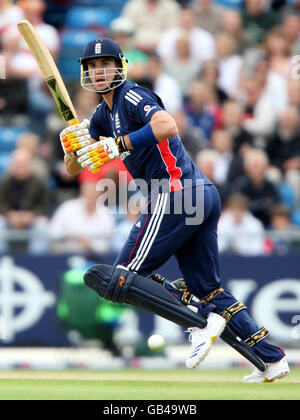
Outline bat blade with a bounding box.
[17,19,79,125]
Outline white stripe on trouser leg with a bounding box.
[135,193,168,271]
[132,193,168,272]
[128,194,163,270]
[128,193,165,271]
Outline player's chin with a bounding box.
[97,83,113,93]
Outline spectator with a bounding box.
[266,106,300,200]
[200,60,228,105]
[287,79,300,111]
[17,131,49,181]
[266,106,300,172]
[49,181,116,254]
[2,0,60,136]
[195,149,220,185]
[239,77,276,143]
[281,13,300,54]
[211,129,244,186]
[270,204,293,232]
[0,0,24,33]
[281,0,300,20]
[222,100,254,154]
[263,28,293,79]
[122,0,180,53]
[192,0,223,35]
[253,55,288,117]
[220,9,244,53]
[109,17,149,82]
[218,193,266,255]
[71,88,100,123]
[173,110,206,159]
[162,33,201,97]
[0,148,49,253]
[142,53,183,115]
[231,148,280,226]
[242,0,279,48]
[16,0,60,57]
[156,7,215,64]
[51,158,79,206]
[215,32,243,97]
[184,80,215,142]
[269,204,298,255]
[111,204,141,253]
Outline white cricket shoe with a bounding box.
[243,356,290,383]
[186,312,226,369]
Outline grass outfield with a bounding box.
[0,368,299,400]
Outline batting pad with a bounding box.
[84,264,207,329]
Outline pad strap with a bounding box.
[220,301,247,322]
[245,327,270,347]
[200,288,224,303]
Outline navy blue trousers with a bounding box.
[115,185,284,363]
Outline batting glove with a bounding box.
[60,119,92,155]
[77,136,120,173]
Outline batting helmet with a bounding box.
[79,38,128,93]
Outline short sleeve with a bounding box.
[123,86,165,125]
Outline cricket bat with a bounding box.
[17,19,79,126]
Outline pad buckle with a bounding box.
[181,291,193,305]
[148,273,166,287]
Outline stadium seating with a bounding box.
[65,6,120,29]
[58,29,100,80]
[0,127,28,152]
[60,28,100,48]
[279,182,296,209]
[0,127,28,174]
[75,0,129,8]
[0,153,12,176]
[292,209,300,227]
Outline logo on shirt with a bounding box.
[144,105,157,117]
[120,151,131,160]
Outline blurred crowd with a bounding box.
[0,0,300,256]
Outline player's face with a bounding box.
[87,57,118,92]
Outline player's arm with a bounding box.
[122,110,178,150]
[76,92,179,172]
[76,111,179,173]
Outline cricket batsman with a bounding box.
[60,38,289,382]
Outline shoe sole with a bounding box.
[187,320,226,369]
[264,370,290,383]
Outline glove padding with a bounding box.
[77,137,120,173]
[60,119,91,155]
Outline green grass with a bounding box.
[0,368,299,400]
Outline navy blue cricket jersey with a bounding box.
[89,80,212,192]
